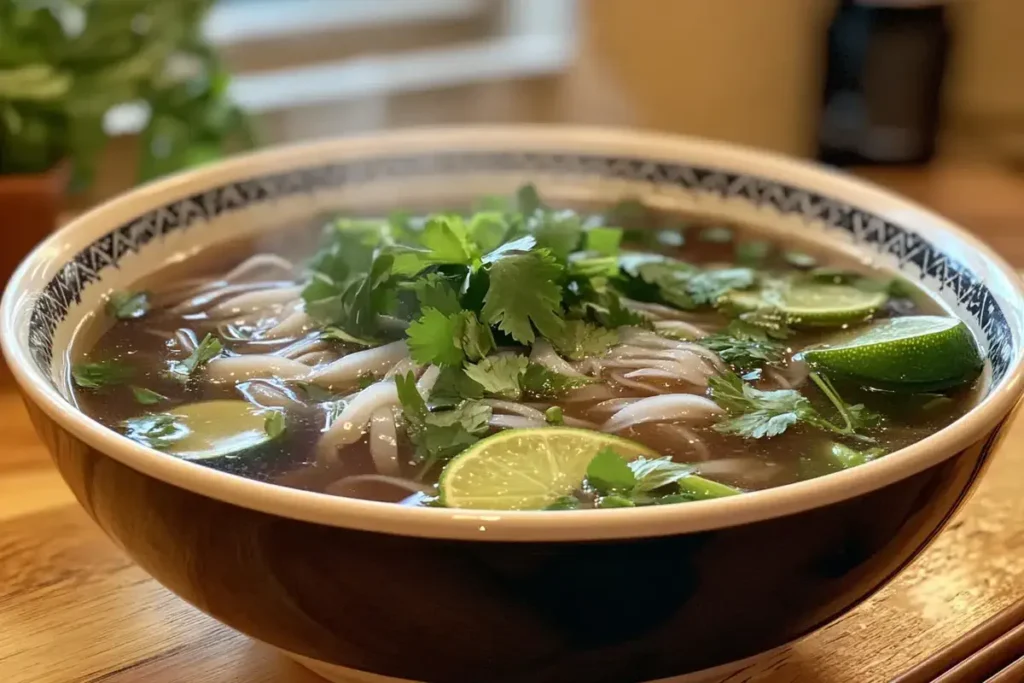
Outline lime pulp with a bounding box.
[439,428,653,511]
[727,282,887,326]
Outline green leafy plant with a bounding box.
[0,0,254,185]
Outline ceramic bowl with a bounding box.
[3,127,1023,683]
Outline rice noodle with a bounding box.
[317,381,401,458]
[206,355,310,383]
[611,343,724,370]
[173,328,198,354]
[623,368,687,382]
[764,367,792,389]
[588,397,642,417]
[529,340,585,377]
[417,365,442,395]
[650,423,711,461]
[696,457,779,485]
[261,308,313,340]
[602,393,723,433]
[557,383,615,403]
[621,300,721,323]
[207,285,303,318]
[307,340,409,388]
[490,414,548,430]
[168,281,295,315]
[600,358,712,387]
[237,380,304,409]
[325,474,432,498]
[369,407,400,476]
[653,320,707,340]
[608,371,669,395]
[384,357,422,380]
[562,415,601,430]
[273,336,329,359]
[482,400,546,421]
[295,350,339,367]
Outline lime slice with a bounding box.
[802,315,983,391]
[727,282,887,326]
[165,400,279,460]
[439,428,653,511]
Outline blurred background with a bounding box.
[1,0,1022,247]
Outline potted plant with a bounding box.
[0,0,253,282]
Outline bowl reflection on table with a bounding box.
[3,127,1023,683]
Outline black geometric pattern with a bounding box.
[28,151,1014,385]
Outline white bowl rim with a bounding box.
[4,124,1023,542]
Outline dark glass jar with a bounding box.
[817,0,952,166]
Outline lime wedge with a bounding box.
[439,428,653,511]
[727,282,887,326]
[165,400,279,460]
[802,315,983,391]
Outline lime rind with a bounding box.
[802,315,983,392]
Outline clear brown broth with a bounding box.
[71,211,983,504]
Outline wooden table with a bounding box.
[2,164,1024,683]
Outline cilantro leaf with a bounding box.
[123,413,187,451]
[698,320,787,372]
[529,210,583,261]
[106,291,150,320]
[303,251,396,338]
[685,268,755,306]
[550,320,618,361]
[407,273,463,316]
[709,371,814,439]
[710,370,877,442]
[407,310,494,367]
[420,216,480,266]
[481,235,537,265]
[467,212,511,253]
[322,326,378,347]
[521,363,593,399]
[481,250,565,344]
[131,386,166,406]
[264,410,286,438]
[463,356,529,399]
[429,366,485,406]
[460,313,496,362]
[170,333,223,379]
[516,183,543,216]
[407,308,466,366]
[584,227,623,256]
[807,372,880,437]
[586,447,637,493]
[396,372,491,468]
[72,360,134,390]
[628,457,697,494]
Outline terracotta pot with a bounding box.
[0,163,68,384]
[0,164,69,285]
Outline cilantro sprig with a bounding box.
[708,370,878,442]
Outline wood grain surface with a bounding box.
[2,164,1024,683]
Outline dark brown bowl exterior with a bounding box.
[24,396,1008,683]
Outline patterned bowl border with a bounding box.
[27,150,1013,385]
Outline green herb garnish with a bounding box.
[264,410,286,438]
[170,333,223,379]
[106,291,150,320]
[395,372,491,471]
[72,360,134,390]
[122,413,185,450]
[131,386,166,406]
